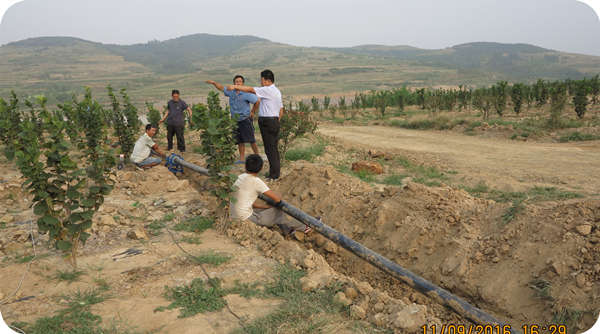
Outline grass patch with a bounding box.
[353,169,375,182]
[232,265,349,334]
[463,184,582,203]
[190,251,231,266]
[553,308,583,327]
[502,199,525,224]
[147,220,166,236]
[527,186,583,201]
[162,213,176,222]
[180,236,202,244]
[14,254,35,264]
[155,278,227,318]
[335,164,375,183]
[559,132,600,142]
[285,141,326,162]
[529,279,553,301]
[16,289,110,334]
[55,269,85,284]
[389,116,455,130]
[93,278,110,292]
[173,216,214,233]
[395,156,448,186]
[382,174,409,186]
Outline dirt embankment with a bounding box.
[271,162,600,331]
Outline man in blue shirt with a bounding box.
[206,75,261,164]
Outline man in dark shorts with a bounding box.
[159,89,193,153]
[226,70,283,180]
[206,76,261,164]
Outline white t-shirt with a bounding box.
[230,173,270,220]
[130,133,155,163]
[254,84,284,117]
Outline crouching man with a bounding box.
[230,154,311,236]
[130,124,166,169]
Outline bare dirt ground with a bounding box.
[1,124,599,333]
[319,125,600,195]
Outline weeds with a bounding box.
[17,289,110,334]
[55,269,85,283]
[382,174,409,186]
[155,278,227,318]
[180,236,202,244]
[147,220,166,236]
[190,251,231,266]
[232,265,348,334]
[502,199,525,224]
[173,217,214,233]
[93,278,110,291]
[559,132,600,142]
[285,141,326,162]
[354,169,375,182]
[529,279,553,301]
[553,308,583,327]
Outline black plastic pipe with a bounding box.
[173,156,517,332]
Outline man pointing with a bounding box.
[227,69,283,181]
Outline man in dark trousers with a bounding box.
[228,70,283,180]
[159,89,193,153]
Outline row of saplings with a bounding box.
[306,76,599,121]
[0,86,317,267]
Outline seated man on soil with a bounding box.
[130,124,166,169]
[230,154,311,236]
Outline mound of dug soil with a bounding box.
[272,162,600,332]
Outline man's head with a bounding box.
[245,154,263,174]
[145,124,158,137]
[233,75,245,86]
[172,89,180,101]
[260,70,275,87]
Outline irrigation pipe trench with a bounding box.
[173,156,519,333]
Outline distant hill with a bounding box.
[1,34,600,104]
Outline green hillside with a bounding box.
[1,34,599,105]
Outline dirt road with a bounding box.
[320,125,600,194]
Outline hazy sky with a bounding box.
[1,0,600,55]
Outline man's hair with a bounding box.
[233,75,245,84]
[146,124,157,131]
[260,69,275,83]
[245,154,263,173]
[172,89,180,96]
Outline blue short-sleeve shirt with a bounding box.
[224,89,258,121]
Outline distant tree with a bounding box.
[492,81,508,116]
[311,96,320,112]
[548,83,568,129]
[338,96,347,118]
[573,81,589,119]
[533,79,548,107]
[458,85,471,111]
[472,88,493,120]
[323,96,331,110]
[510,83,524,115]
[374,91,388,118]
[590,75,600,105]
[417,88,426,110]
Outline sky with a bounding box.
[0,0,599,55]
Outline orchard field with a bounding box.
[0,74,599,334]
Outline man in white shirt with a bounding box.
[230,154,310,236]
[228,69,283,180]
[130,124,166,169]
